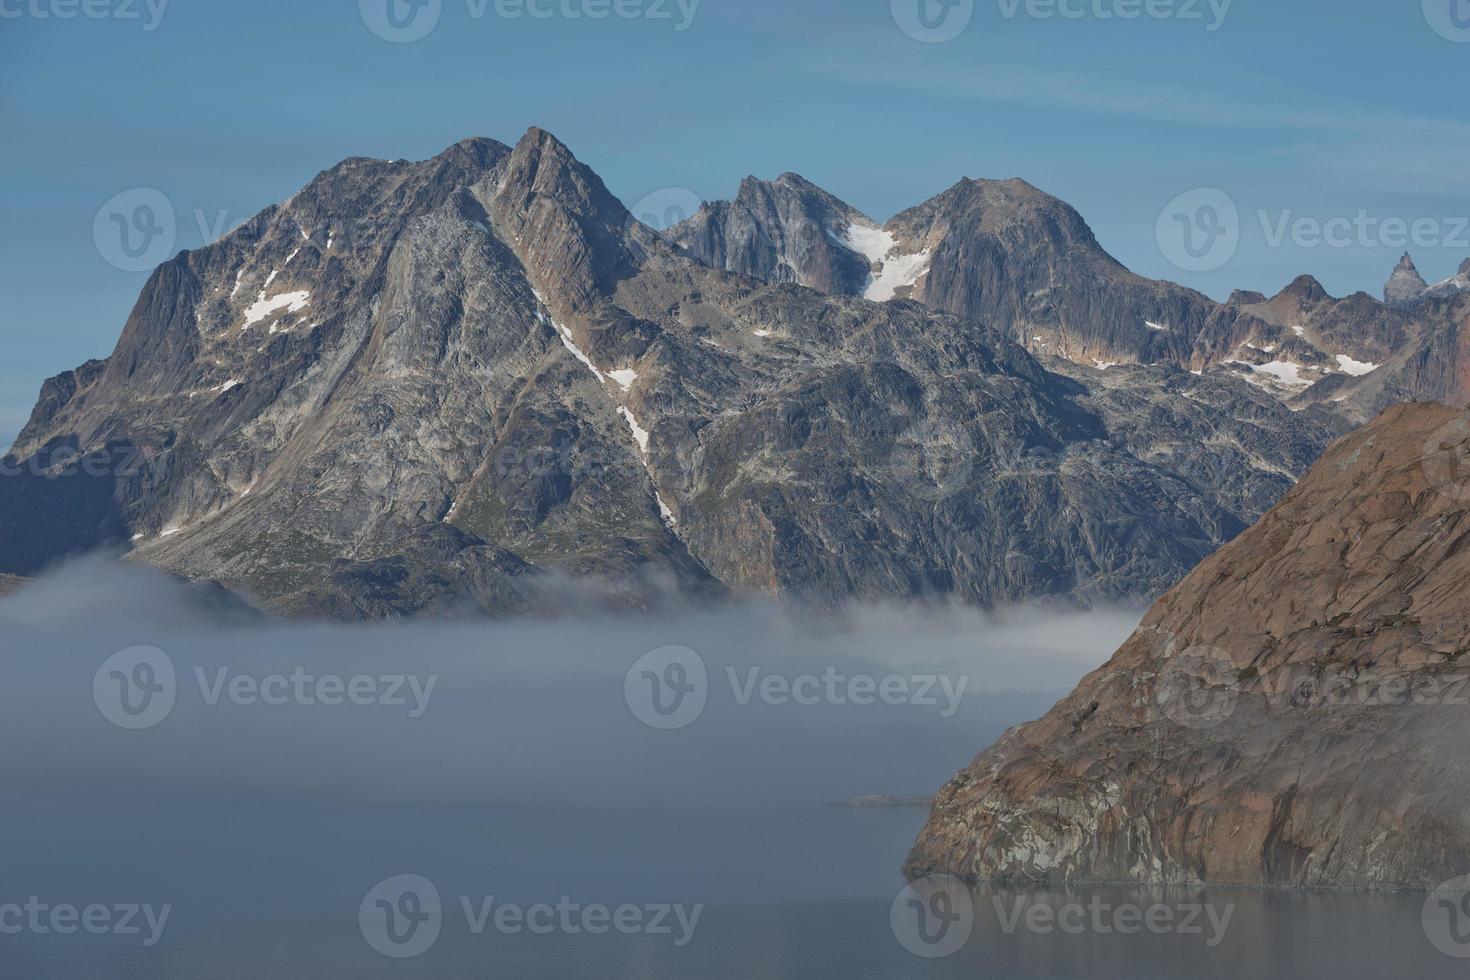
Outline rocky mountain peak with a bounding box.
[1280,274,1329,302]
[498,127,627,222]
[669,171,872,294]
[1227,289,1269,306]
[1460,257,1470,277]
[1384,251,1429,305]
[767,172,823,191]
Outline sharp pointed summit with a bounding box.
[1384,252,1429,305]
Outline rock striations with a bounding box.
[907,402,1470,888]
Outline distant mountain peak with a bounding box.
[1384,251,1429,305]
[1228,289,1269,307]
[669,171,872,294]
[1281,274,1330,302]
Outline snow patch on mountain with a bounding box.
[618,406,650,455]
[244,291,311,328]
[838,221,931,302]
[1334,354,1379,377]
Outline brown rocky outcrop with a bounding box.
[907,402,1470,888]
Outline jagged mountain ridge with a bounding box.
[906,402,1470,889]
[672,172,1239,369]
[2,130,1334,618]
[672,175,1470,420]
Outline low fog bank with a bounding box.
[0,558,1141,908]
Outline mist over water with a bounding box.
[0,560,1460,977]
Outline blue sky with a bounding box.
[3,0,1468,448]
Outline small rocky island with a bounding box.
[908,403,1470,889]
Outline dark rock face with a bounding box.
[668,174,872,295]
[1385,252,1429,305]
[907,403,1470,889]
[2,130,1336,618]
[886,178,1233,368]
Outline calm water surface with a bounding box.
[0,591,1459,977]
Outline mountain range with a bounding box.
[908,402,1470,888]
[674,171,1470,424]
[1,129,1461,618]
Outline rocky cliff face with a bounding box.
[1,130,1336,618]
[907,402,1470,889]
[885,177,1236,368]
[667,173,873,296]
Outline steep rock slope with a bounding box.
[907,402,1470,888]
[668,173,873,296]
